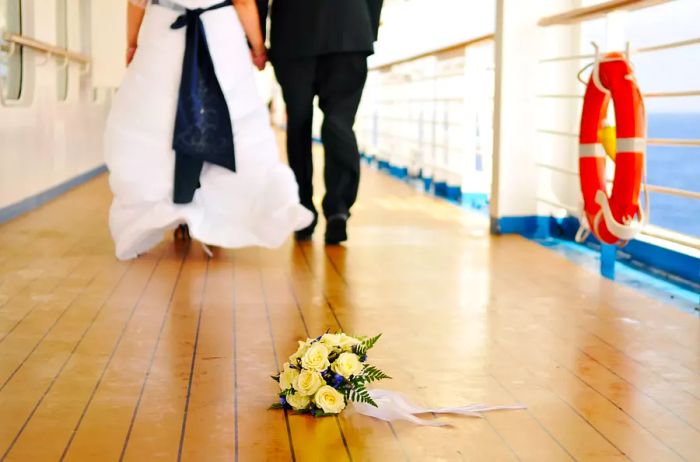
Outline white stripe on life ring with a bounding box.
[616,137,646,153]
[579,143,605,158]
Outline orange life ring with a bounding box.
[578,52,647,245]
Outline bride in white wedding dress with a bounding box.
[106,0,313,260]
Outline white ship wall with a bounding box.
[0,0,125,215]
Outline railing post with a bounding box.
[600,244,617,279]
[491,0,581,235]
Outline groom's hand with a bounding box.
[251,48,268,71]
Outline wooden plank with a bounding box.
[230,248,293,461]
[177,254,236,461]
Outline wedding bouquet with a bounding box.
[270,333,391,416]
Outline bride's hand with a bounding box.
[126,46,137,66]
[251,48,268,71]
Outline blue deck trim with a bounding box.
[491,215,550,239]
[494,215,700,292]
[0,165,108,225]
[433,181,448,198]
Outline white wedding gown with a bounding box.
[107,0,313,260]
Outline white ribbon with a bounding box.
[352,389,526,427]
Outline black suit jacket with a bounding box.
[257,0,383,62]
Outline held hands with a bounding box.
[251,47,268,71]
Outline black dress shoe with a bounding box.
[325,214,348,245]
[295,215,317,241]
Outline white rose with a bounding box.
[286,393,311,411]
[322,333,360,351]
[331,352,364,378]
[294,369,325,396]
[289,339,312,365]
[301,343,331,372]
[279,363,299,391]
[314,385,346,414]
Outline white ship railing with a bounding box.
[357,33,496,198]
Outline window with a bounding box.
[0,0,22,101]
[57,0,68,101]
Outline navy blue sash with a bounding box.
[160,0,235,204]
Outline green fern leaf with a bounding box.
[344,383,378,407]
[352,333,382,356]
[360,364,392,383]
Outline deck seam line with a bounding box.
[257,248,297,462]
[232,258,239,462]
[177,258,210,461]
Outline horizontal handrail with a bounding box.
[375,97,467,104]
[647,138,700,147]
[647,184,700,200]
[541,37,700,63]
[359,116,466,127]
[377,71,468,83]
[538,129,578,138]
[538,130,700,147]
[538,0,672,27]
[644,90,700,98]
[640,225,700,253]
[538,90,700,99]
[2,32,89,66]
[537,163,700,200]
[370,34,494,71]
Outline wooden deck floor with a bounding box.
[1,149,699,461]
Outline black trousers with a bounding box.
[274,52,368,219]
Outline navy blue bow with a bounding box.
[170,0,235,204]
[170,0,231,30]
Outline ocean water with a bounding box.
[646,112,700,238]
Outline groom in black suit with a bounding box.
[257,0,383,244]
